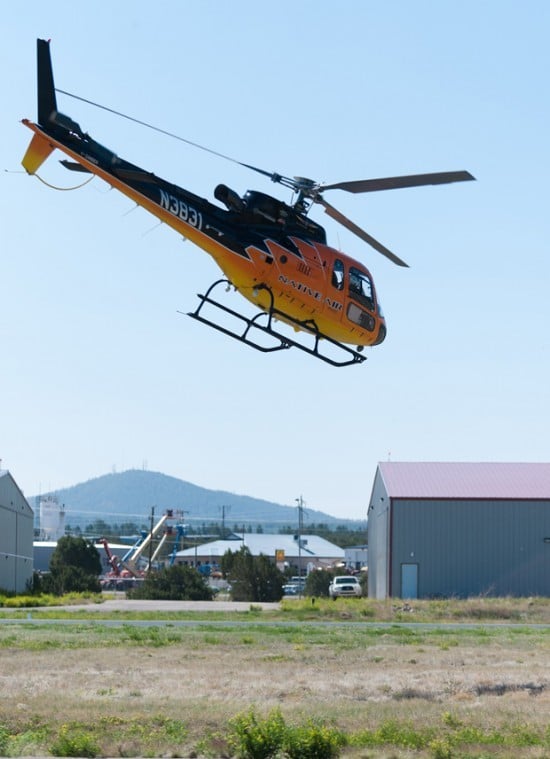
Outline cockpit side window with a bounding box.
[331,258,345,290]
[349,266,374,311]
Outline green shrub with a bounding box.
[0,725,9,754]
[129,564,213,601]
[222,547,284,602]
[228,708,345,759]
[50,725,100,757]
[45,565,101,595]
[352,719,434,750]
[304,569,333,597]
[429,737,454,759]
[228,707,286,758]
[284,720,346,759]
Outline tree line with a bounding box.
[65,519,367,549]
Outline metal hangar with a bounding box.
[367,462,550,599]
[0,468,34,593]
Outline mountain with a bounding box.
[32,469,364,531]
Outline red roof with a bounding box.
[377,462,550,500]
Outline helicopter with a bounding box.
[21,39,475,367]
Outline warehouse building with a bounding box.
[368,462,550,599]
[0,469,34,593]
[175,532,345,573]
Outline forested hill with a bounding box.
[32,469,364,531]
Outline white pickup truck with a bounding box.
[328,575,362,599]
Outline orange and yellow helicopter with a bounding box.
[21,39,474,367]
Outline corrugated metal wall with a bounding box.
[391,499,550,598]
[0,474,34,593]
[367,470,390,599]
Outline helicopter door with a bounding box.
[326,258,346,324]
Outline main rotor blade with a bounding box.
[238,162,278,180]
[322,170,475,194]
[55,89,288,184]
[319,199,409,267]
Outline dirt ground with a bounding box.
[1,615,549,758]
[3,635,548,711]
[6,635,550,700]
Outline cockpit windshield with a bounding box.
[349,266,375,311]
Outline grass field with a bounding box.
[0,596,549,757]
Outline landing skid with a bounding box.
[186,279,366,368]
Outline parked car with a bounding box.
[328,575,362,599]
[282,583,300,596]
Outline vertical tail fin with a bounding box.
[36,38,81,133]
[22,38,83,174]
[37,38,57,126]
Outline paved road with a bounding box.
[64,599,281,612]
[1,598,281,615]
[3,598,550,629]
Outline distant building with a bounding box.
[175,533,345,573]
[345,544,368,571]
[33,541,131,574]
[368,462,550,599]
[0,469,34,593]
[35,495,66,540]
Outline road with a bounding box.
[63,598,281,612]
[2,599,550,630]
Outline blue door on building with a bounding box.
[401,563,418,599]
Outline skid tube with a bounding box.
[186,279,366,367]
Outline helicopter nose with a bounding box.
[373,322,386,345]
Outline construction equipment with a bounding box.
[97,537,123,576]
[120,510,174,575]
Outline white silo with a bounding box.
[39,496,66,541]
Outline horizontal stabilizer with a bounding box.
[114,167,157,183]
[60,159,92,173]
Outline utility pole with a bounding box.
[295,495,305,581]
[177,509,188,554]
[219,504,231,538]
[147,506,155,574]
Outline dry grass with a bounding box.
[0,613,549,757]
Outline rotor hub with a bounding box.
[293,176,318,195]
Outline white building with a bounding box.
[36,495,66,540]
[344,544,368,571]
[175,533,345,573]
[0,469,34,593]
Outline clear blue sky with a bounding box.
[2,1,549,521]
